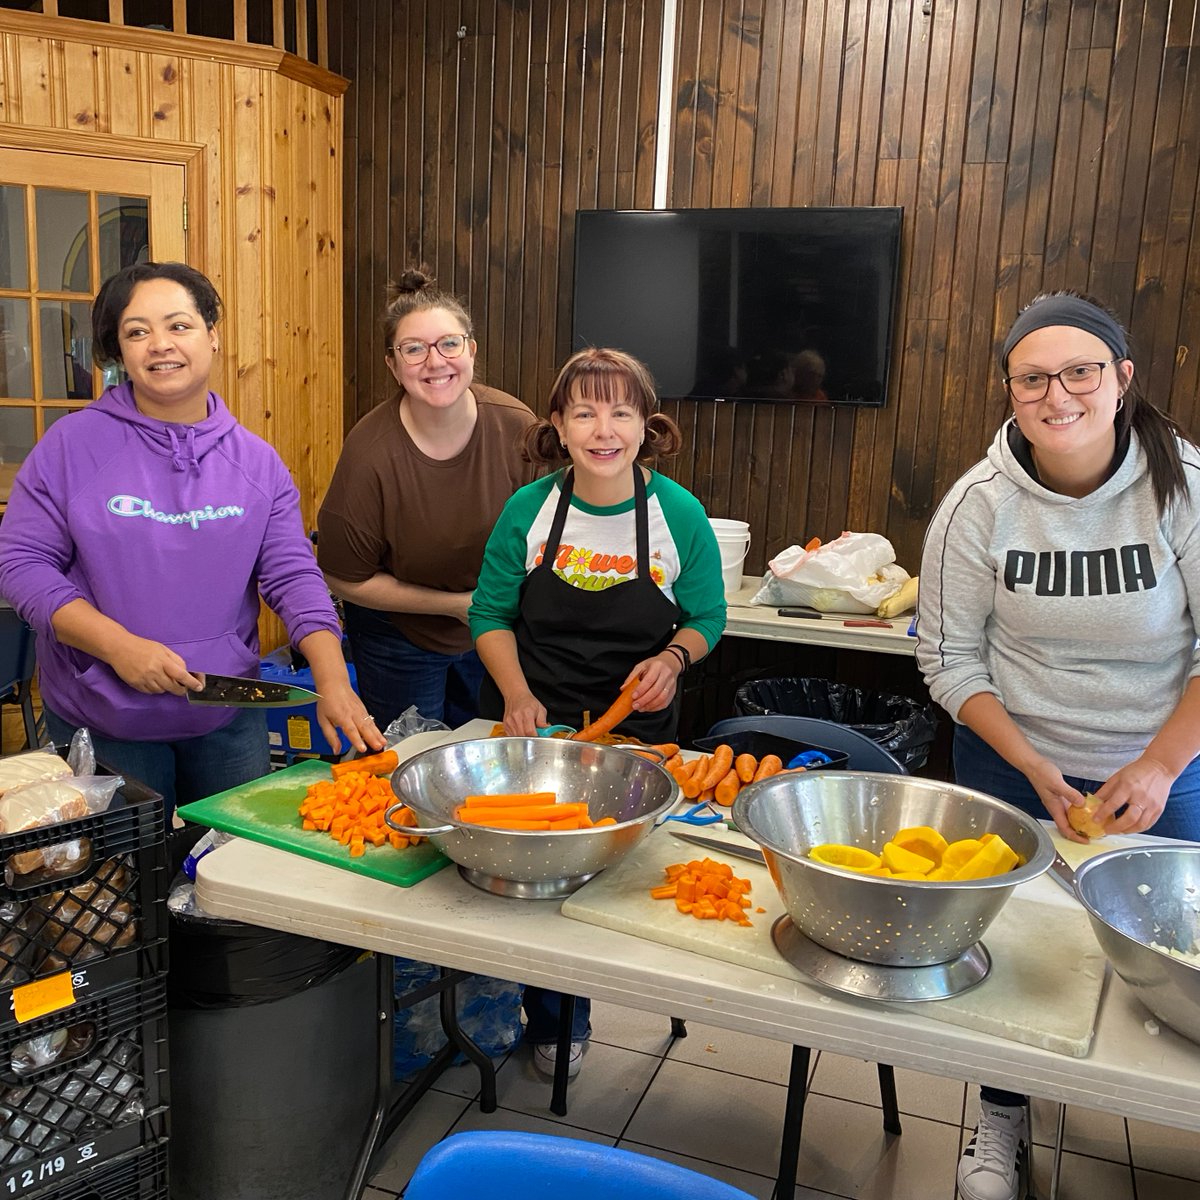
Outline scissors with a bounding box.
[661,801,726,827]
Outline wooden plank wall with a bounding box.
[0,12,346,651]
[333,0,1200,574]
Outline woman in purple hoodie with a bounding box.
[0,262,383,811]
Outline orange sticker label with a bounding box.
[11,970,76,1024]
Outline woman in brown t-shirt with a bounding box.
[317,268,536,729]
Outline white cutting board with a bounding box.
[562,825,1111,1057]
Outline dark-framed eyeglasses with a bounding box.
[389,334,472,366]
[1004,360,1118,404]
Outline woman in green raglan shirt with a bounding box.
[468,347,726,1079]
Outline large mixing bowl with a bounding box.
[386,737,678,898]
[732,772,1055,966]
[1073,845,1200,1046]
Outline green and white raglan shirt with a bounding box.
[916,423,1200,780]
[469,469,727,651]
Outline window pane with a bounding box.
[0,300,32,400]
[98,195,151,283]
[0,407,36,481]
[0,186,28,290]
[43,406,84,432]
[38,301,94,401]
[35,189,91,294]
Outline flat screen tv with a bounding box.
[572,206,903,407]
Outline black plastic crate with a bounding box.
[1,767,167,1008]
[692,730,850,772]
[14,1139,166,1200]
[0,979,168,1200]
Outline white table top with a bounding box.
[724,576,917,656]
[194,725,1200,1134]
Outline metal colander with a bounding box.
[732,772,1055,966]
[386,737,678,899]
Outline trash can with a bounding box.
[733,676,938,770]
[167,883,376,1200]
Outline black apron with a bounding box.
[479,467,683,742]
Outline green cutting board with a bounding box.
[176,758,451,887]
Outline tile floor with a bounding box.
[364,1000,1200,1199]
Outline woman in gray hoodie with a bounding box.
[917,291,1200,1200]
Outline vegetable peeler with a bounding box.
[661,801,726,827]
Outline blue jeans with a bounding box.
[953,725,1200,841]
[522,986,592,1045]
[342,602,484,731]
[43,704,270,817]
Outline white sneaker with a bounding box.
[532,1041,584,1079]
[958,1099,1027,1200]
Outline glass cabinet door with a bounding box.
[0,150,184,503]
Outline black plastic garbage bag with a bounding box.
[733,676,938,771]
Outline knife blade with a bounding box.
[667,829,766,864]
[186,672,322,708]
[1048,851,1078,897]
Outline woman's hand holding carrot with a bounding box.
[627,653,680,713]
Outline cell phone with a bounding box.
[777,608,823,620]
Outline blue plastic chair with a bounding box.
[404,1131,756,1200]
[705,713,906,774]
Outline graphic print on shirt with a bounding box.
[107,494,247,530]
[533,541,667,590]
[1003,543,1156,596]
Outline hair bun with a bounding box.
[387,266,435,301]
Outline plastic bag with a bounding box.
[751,531,910,613]
[0,749,73,797]
[733,676,939,770]
[382,705,451,745]
[66,728,96,777]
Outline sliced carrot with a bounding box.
[331,749,399,780]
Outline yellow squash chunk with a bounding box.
[951,835,1019,880]
[810,844,882,872]
[942,838,985,873]
[892,825,949,865]
[882,841,935,876]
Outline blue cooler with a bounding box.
[260,647,359,763]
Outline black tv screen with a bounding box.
[572,206,903,407]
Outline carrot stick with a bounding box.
[460,817,553,830]
[571,675,641,742]
[331,749,399,780]
[462,792,557,808]
[456,803,588,823]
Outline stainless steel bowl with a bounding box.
[732,772,1055,966]
[385,737,678,898]
[1073,845,1200,1046]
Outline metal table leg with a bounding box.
[877,1064,902,1135]
[550,993,577,1116]
[775,1044,811,1197]
[670,1017,688,1038]
[1048,1102,1066,1200]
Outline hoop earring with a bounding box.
[1116,395,1125,413]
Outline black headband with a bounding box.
[1001,296,1129,371]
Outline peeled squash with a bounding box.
[877,574,918,618]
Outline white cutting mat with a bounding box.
[562,826,1109,1056]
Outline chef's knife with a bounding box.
[667,829,766,865]
[186,672,322,708]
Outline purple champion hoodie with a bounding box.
[0,382,341,741]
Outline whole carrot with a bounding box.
[714,769,741,807]
[734,753,757,783]
[752,754,783,782]
[571,675,642,742]
[700,744,734,791]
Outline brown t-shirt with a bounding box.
[317,384,537,654]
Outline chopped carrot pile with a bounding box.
[298,769,423,856]
[453,792,617,830]
[649,857,754,925]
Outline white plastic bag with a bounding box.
[750,531,910,613]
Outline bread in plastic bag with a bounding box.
[750,531,910,614]
[0,750,73,798]
[2,775,123,882]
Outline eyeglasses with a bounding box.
[388,334,471,366]
[1004,360,1118,404]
